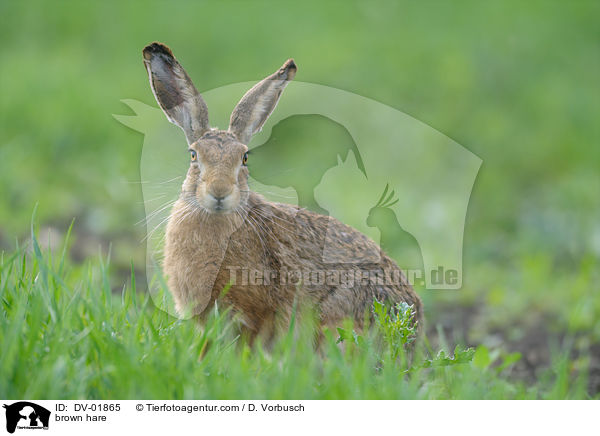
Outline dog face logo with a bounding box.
[116,79,482,316]
[2,402,50,433]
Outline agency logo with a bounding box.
[115,67,481,317]
[2,402,50,434]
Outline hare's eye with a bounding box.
[242,152,248,166]
[190,150,197,162]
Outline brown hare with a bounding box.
[142,42,423,345]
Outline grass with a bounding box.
[0,228,594,400]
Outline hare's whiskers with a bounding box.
[243,214,270,258]
[253,190,297,200]
[154,175,184,185]
[126,175,183,185]
[139,194,167,205]
[138,199,178,226]
[251,207,293,233]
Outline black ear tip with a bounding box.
[286,58,297,71]
[280,58,297,80]
[143,42,174,60]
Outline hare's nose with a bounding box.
[208,187,233,203]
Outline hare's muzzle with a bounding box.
[208,193,229,212]
[203,182,238,214]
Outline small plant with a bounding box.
[370,299,476,371]
[419,347,476,369]
[372,299,418,360]
[335,299,475,375]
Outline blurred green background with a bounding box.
[1,1,598,391]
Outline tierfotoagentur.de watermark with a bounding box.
[225,266,459,288]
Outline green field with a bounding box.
[0,231,589,399]
[1,0,599,399]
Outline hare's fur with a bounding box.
[143,42,423,343]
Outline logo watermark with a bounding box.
[2,402,50,434]
[115,80,481,316]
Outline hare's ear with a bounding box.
[228,59,296,144]
[142,42,209,144]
